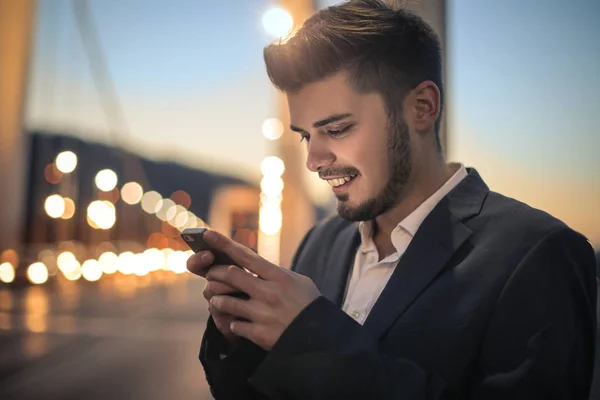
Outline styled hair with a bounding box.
[263,0,444,147]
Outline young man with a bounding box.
[187,1,597,398]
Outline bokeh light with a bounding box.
[55,151,78,173]
[98,251,118,274]
[141,191,162,214]
[44,163,63,184]
[61,197,76,219]
[262,117,284,140]
[27,262,48,285]
[87,200,116,229]
[95,169,118,192]
[81,260,103,282]
[0,262,15,283]
[260,156,285,177]
[171,190,191,209]
[45,195,65,219]
[259,203,283,235]
[260,176,284,197]
[121,182,144,205]
[262,7,293,38]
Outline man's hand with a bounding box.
[190,230,322,351]
[188,251,241,342]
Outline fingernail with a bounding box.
[201,252,212,262]
[211,296,222,308]
[204,230,217,244]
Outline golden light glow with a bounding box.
[81,260,103,282]
[167,251,188,274]
[261,156,285,177]
[143,248,164,272]
[141,191,162,214]
[0,262,15,283]
[121,182,144,205]
[260,175,284,197]
[94,169,118,192]
[116,252,135,275]
[262,117,284,140]
[262,7,293,38]
[55,151,78,173]
[27,262,48,285]
[44,194,65,219]
[155,198,176,221]
[87,200,116,229]
[259,203,283,235]
[98,252,118,274]
[61,197,76,219]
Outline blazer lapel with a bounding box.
[319,222,360,307]
[363,168,489,339]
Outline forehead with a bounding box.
[287,73,375,126]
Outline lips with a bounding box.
[326,175,357,194]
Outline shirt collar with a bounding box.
[358,163,468,254]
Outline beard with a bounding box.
[336,113,412,221]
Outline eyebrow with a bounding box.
[290,113,353,133]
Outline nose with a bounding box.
[305,137,335,173]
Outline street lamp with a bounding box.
[262,7,293,38]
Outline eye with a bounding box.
[299,133,310,143]
[326,124,354,137]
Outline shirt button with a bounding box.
[350,311,360,320]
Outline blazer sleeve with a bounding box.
[246,227,597,400]
[470,227,597,399]
[198,226,316,400]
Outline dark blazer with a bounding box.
[200,168,597,399]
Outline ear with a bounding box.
[410,81,441,133]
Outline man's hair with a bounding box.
[263,0,444,149]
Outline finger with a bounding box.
[210,295,255,321]
[229,320,267,349]
[206,264,265,299]
[207,280,239,296]
[203,230,283,281]
[186,251,215,277]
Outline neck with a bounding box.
[373,153,454,245]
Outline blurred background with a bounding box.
[0,0,598,399]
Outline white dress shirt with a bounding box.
[342,163,468,325]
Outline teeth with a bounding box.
[326,175,355,187]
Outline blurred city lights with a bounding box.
[156,198,176,221]
[1,249,19,266]
[259,203,283,235]
[171,190,191,209]
[98,251,118,274]
[116,252,135,275]
[258,156,285,264]
[61,197,76,219]
[44,163,63,184]
[81,260,103,282]
[121,182,144,205]
[167,251,188,274]
[55,151,78,173]
[262,7,293,38]
[0,262,15,283]
[95,169,118,192]
[260,156,285,177]
[27,262,48,285]
[44,194,66,219]
[141,191,162,214]
[260,175,284,197]
[262,117,284,140]
[87,200,116,229]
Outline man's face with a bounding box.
[288,73,412,221]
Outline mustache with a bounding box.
[318,166,360,179]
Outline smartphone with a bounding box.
[181,227,249,300]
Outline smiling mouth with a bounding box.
[325,174,357,189]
